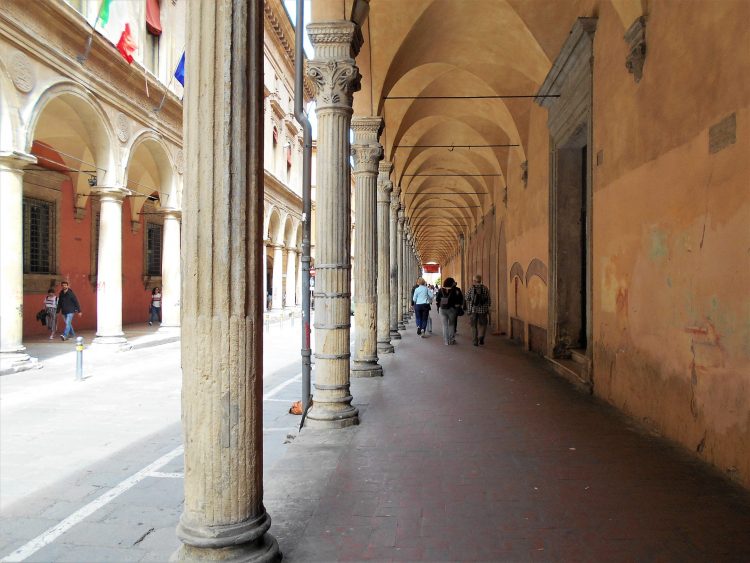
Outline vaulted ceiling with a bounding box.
[313,0,643,263]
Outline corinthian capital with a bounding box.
[307,60,361,111]
[351,144,383,174]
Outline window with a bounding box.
[146,223,162,276]
[146,34,160,75]
[23,197,55,274]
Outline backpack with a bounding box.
[472,285,487,307]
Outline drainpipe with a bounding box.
[294,0,313,423]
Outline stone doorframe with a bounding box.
[536,18,597,382]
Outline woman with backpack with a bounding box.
[438,277,462,345]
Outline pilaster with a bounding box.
[351,116,384,377]
[0,151,40,374]
[174,0,280,560]
[305,20,362,428]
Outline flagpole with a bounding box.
[154,73,174,113]
[77,0,104,63]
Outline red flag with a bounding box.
[116,23,137,64]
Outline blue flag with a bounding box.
[174,52,185,86]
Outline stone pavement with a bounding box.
[2,315,750,562]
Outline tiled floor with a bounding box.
[269,317,750,562]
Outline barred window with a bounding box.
[23,197,55,274]
[146,222,162,276]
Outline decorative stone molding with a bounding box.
[175,150,184,174]
[624,17,646,83]
[351,144,383,174]
[115,112,130,143]
[10,51,34,93]
[307,60,361,111]
[306,21,363,58]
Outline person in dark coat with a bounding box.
[57,281,82,341]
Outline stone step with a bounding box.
[570,348,588,365]
[548,357,592,393]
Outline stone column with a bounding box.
[377,161,394,353]
[0,151,39,373]
[159,209,181,330]
[271,243,284,309]
[93,186,129,346]
[305,20,362,428]
[262,242,269,311]
[351,116,383,377]
[404,230,412,319]
[175,0,279,560]
[285,246,297,307]
[389,185,401,339]
[396,209,406,330]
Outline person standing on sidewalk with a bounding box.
[57,281,81,341]
[466,274,492,346]
[412,278,432,337]
[43,289,58,339]
[149,287,162,326]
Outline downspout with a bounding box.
[294,0,313,427]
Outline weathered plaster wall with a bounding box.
[591,0,750,486]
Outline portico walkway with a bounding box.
[267,317,750,562]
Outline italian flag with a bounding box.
[94,0,137,65]
[97,0,111,26]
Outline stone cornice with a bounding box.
[264,0,314,102]
[0,0,182,147]
[264,168,302,209]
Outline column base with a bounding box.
[390,329,402,340]
[172,533,280,563]
[92,335,132,351]
[351,360,383,378]
[157,325,181,335]
[304,404,359,429]
[397,322,406,331]
[0,352,40,375]
[377,341,395,354]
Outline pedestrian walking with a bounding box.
[452,282,464,335]
[438,277,462,345]
[149,287,162,325]
[57,281,81,341]
[466,274,492,346]
[43,289,58,339]
[412,278,432,337]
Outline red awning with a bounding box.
[146,0,162,36]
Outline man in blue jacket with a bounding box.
[57,281,82,341]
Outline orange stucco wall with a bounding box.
[23,147,155,337]
[455,0,750,486]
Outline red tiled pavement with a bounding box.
[269,317,750,562]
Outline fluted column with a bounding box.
[377,161,394,353]
[305,20,362,428]
[396,209,406,330]
[388,186,401,339]
[0,152,39,373]
[159,209,181,330]
[285,246,297,307]
[93,186,129,346]
[351,116,383,377]
[175,0,279,560]
[271,243,284,309]
[404,230,412,320]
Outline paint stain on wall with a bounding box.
[649,228,669,261]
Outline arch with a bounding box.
[124,131,176,222]
[25,80,117,187]
[525,258,548,286]
[267,207,282,244]
[509,261,524,282]
[282,214,295,247]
